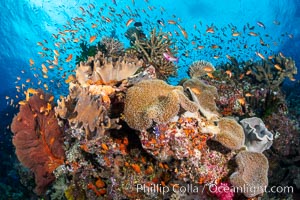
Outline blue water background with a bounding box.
[0,0,299,197]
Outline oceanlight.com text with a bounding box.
[207,183,294,195]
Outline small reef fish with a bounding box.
[126,18,134,27]
[248,32,258,36]
[167,20,177,25]
[255,52,266,60]
[274,64,282,71]
[157,19,165,26]
[232,32,240,36]
[206,26,214,33]
[29,58,34,66]
[66,54,73,62]
[257,21,265,29]
[163,52,178,62]
[90,35,97,43]
[177,24,188,39]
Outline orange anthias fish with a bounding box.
[126,18,134,27]
[29,58,34,66]
[90,35,97,43]
[255,52,266,60]
[167,20,177,25]
[206,27,214,33]
[66,54,73,62]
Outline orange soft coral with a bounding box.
[11,90,65,195]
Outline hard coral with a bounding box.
[124,79,198,131]
[213,117,245,150]
[248,54,297,90]
[11,90,65,195]
[230,151,269,198]
[134,28,177,79]
[183,78,219,120]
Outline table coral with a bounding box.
[11,90,65,195]
[124,79,198,131]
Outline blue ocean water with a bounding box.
[0,0,299,199]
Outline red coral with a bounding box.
[11,90,65,195]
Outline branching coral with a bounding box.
[11,90,65,195]
[230,151,269,198]
[134,28,177,79]
[248,54,297,90]
[124,79,198,131]
[100,37,124,57]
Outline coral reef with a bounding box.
[240,117,273,153]
[11,90,65,195]
[11,23,299,199]
[230,151,269,198]
[124,79,198,131]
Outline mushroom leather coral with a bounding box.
[11,91,65,195]
[183,78,219,120]
[124,79,198,131]
[213,117,245,150]
[230,151,268,198]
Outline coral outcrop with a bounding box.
[123,79,198,131]
[230,151,269,198]
[11,90,65,195]
[240,117,273,153]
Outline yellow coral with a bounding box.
[230,151,269,198]
[213,117,245,150]
[124,79,198,131]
